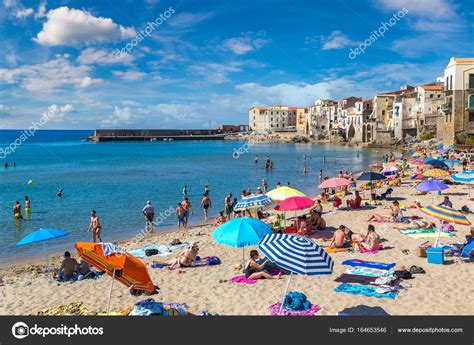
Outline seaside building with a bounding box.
[307,99,336,139]
[248,105,297,133]
[296,107,310,135]
[437,57,474,145]
[352,99,374,143]
[330,97,361,140]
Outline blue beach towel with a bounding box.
[334,283,399,299]
[341,259,396,271]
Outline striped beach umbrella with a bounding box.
[420,205,471,225]
[451,171,474,184]
[233,194,274,211]
[259,233,334,314]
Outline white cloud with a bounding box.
[77,47,134,65]
[222,32,269,55]
[167,12,213,29]
[15,7,33,19]
[44,103,75,122]
[0,55,103,92]
[34,0,47,19]
[101,106,135,126]
[0,104,16,111]
[188,62,242,85]
[112,69,147,81]
[320,31,357,50]
[35,7,136,46]
[375,0,455,18]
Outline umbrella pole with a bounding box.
[43,241,50,281]
[106,268,116,315]
[278,272,293,315]
[242,246,245,268]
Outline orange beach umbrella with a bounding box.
[75,242,155,313]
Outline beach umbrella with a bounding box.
[426,160,448,169]
[318,178,351,189]
[446,145,456,150]
[409,160,428,167]
[424,157,436,163]
[258,233,333,314]
[381,165,400,175]
[16,228,69,278]
[212,218,272,265]
[75,242,155,313]
[410,173,425,180]
[423,169,450,179]
[419,205,471,247]
[444,160,461,167]
[357,172,386,201]
[233,194,274,211]
[274,196,315,211]
[415,180,449,192]
[266,186,305,201]
[437,144,444,150]
[451,171,474,184]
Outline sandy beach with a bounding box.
[1,177,473,316]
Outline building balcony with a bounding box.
[441,103,452,113]
[443,89,453,96]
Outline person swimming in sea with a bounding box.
[57,188,63,197]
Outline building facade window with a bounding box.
[469,95,474,109]
[469,74,474,89]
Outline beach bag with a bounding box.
[441,224,454,232]
[145,249,159,257]
[394,270,412,279]
[409,265,426,274]
[461,205,470,213]
[415,246,427,258]
[169,239,181,246]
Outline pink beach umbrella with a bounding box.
[274,196,315,211]
[318,178,351,189]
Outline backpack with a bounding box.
[145,249,159,257]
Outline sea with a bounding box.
[0,130,388,265]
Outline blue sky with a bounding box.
[0,0,472,129]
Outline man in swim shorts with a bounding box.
[329,225,350,249]
[24,196,31,214]
[176,203,185,230]
[13,201,22,220]
[200,194,211,222]
[224,193,233,221]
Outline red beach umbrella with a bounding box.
[318,178,351,189]
[274,196,315,211]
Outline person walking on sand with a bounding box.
[181,197,193,227]
[142,201,155,232]
[88,210,102,243]
[225,193,233,221]
[13,201,22,220]
[176,203,186,231]
[200,193,212,221]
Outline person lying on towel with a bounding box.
[153,242,199,269]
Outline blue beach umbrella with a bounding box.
[16,228,69,277]
[415,180,449,192]
[437,144,444,150]
[259,233,334,314]
[233,194,274,211]
[444,160,461,167]
[446,145,456,150]
[212,217,272,264]
[451,171,474,184]
[427,159,448,169]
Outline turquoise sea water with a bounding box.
[0,130,387,265]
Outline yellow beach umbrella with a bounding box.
[423,169,450,179]
[266,186,305,202]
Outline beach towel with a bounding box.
[269,303,321,316]
[408,232,454,239]
[341,259,396,271]
[129,242,189,259]
[325,246,351,253]
[354,243,384,254]
[101,243,127,256]
[229,275,257,284]
[151,256,221,269]
[129,298,188,316]
[346,267,394,277]
[334,274,377,285]
[334,283,399,299]
[399,228,438,234]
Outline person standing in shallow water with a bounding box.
[201,193,212,222]
[88,210,102,243]
[13,201,22,220]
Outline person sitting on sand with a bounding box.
[340,225,365,243]
[308,210,326,230]
[329,226,350,249]
[214,211,226,227]
[362,225,381,250]
[367,200,401,223]
[153,242,200,269]
[58,251,78,281]
[394,220,436,230]
[244,250,281,280]
[407,200,422,209]
[77,260,93,280]
[312,199,323,213]
[346,191,362,209]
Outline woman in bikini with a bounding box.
[244,250,281,280]
[153,243,199,269]
[361,225,381,250]
[367,201,401,223]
